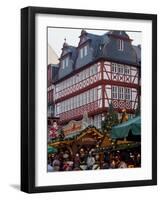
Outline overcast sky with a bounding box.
[48,27,141,61]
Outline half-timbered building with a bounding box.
[51,30,141,129]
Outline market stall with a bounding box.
[111,116,141,140]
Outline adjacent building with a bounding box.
[47,45,59,118]
[50,30,141,129]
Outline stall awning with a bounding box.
[48,145,58,153]
[111,116,141,139]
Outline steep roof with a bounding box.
[53,30,141,82]
[132,45,141,63]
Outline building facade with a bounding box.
[51,30,141,129]
[47,64,59,118]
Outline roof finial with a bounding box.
[63,37,68,47]
[81,29,86,35]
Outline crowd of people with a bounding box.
[47,147,141,172]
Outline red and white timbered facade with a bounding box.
[53,60,140,128]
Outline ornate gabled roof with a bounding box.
[52,30,141,82]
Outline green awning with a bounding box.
[48,146,58,153]
[111,116,141,139]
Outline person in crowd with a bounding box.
[52,154,61,171]
[47,160,53,172]
[47,146,141,171]
[63,161,74,171]
[110,159,116,169]
[74,153,80,169]
[118,156,128,168]
[114,154,120,168]
[79,148,86,164]
[86,152,95,170]
[102,161,110,169]
[135,153,141,167]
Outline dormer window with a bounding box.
[118,39,124,51]
[80,45,88,58]
[62,56,69,69]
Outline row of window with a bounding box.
[55,64,98,92]
[56,62,131,92]
[112,86,131,100]
[111,63,130,75]
[56,88,98,114]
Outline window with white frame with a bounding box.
[94,115,102,129]
[118,64,124,74]
[118,39,124,51]
[71,98,73,109]
[80,94,83,106]
[82,71,85,80]
[94,88,97,101]
[124,65,130,75]
[98,115,102,129]
[125,88,131,100]
[80,48,83,58]
[62,56,69,69]
[93,64,98,74]
[74,96,77,108]
[77,95,80,108]
[61,102,63,113]
[64,101,68,112]
[76,75,79,83]
[111,63,118,73]
[83,92,86,105]
[118,87,124,99]
[68,78,71,87]
[80,45,88,58]
[68,99,71,111]
[112,86,118,99]
[84,45,87,56]
[56,103,60,115]
[90,89,94,102]
[79,73,82,82]
[55,84,59,92]
[85,68,90,78]
[86,91,90,104]
[90,66,93,76]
